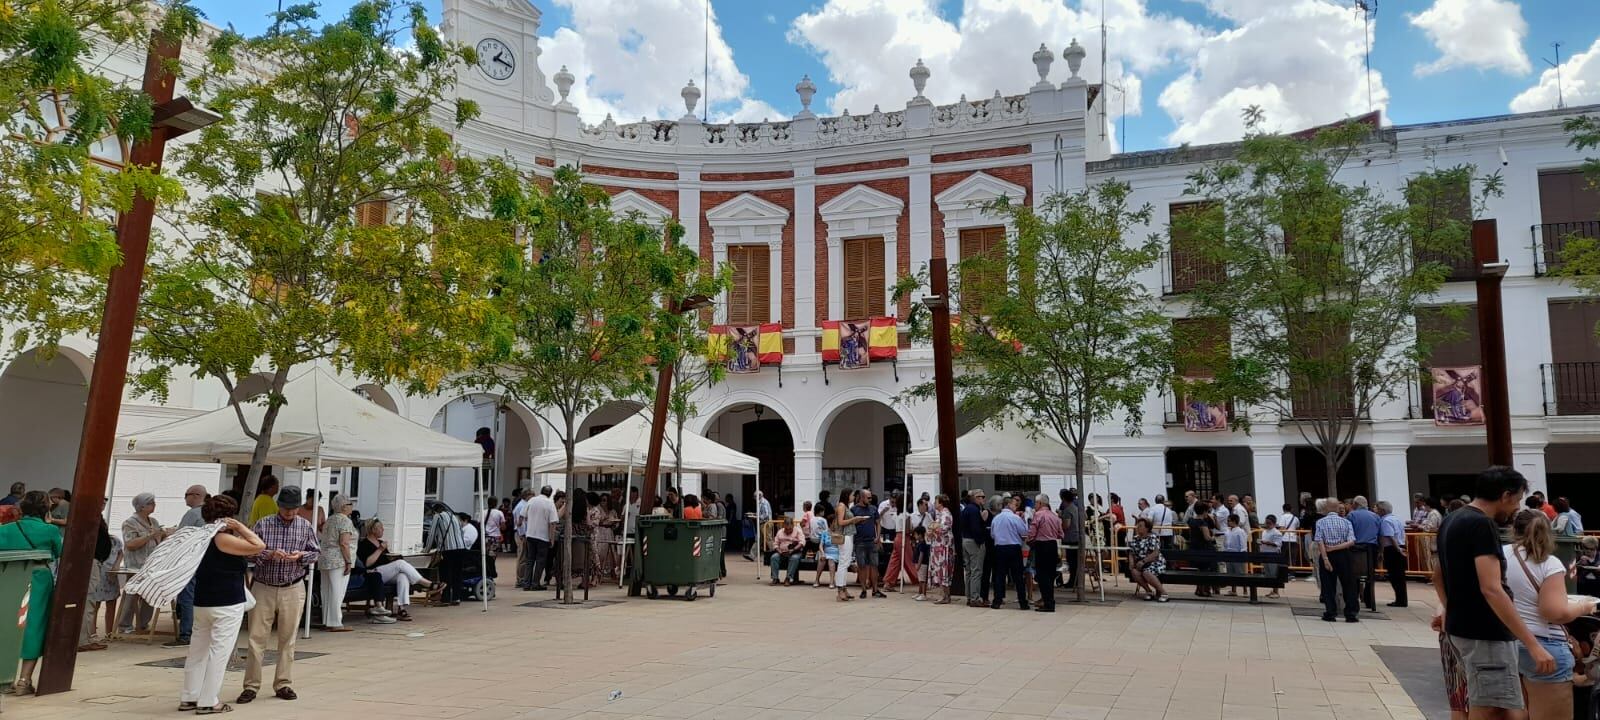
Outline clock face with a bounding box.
[476,38,515,81]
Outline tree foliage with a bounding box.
[1175,113,1493,496]
[898,182,1170,601]
[1554,116,1600,295]
[130,0,514,510]
[458,166,713,602]
[0,0,197,356]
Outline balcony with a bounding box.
[1160,250,1226,295]
[1413,246,1478,282]
[1542,361,1600,416]
[1533,220,1600,276]
[1161,389,1236,427]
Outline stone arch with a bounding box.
[809,388,928,451]
[0,346,92,494]
[694,389,806,447]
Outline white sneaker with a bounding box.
[367,606,393,617]
[914,594,926,601]
[368,615,398,624]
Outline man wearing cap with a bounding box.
[240,485,319,704]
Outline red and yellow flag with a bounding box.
[868,317,898,360]
[757,322,783,364]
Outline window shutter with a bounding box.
[749,246,770,324]
[728,245,770,325]
[958,227,1005,315]
[358,199,388,227]
[729,247,751,326]
[866,236,885,317]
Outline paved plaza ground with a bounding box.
[8,558,1445,720]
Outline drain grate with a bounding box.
[517,599,624,610]
[137,650,327,671]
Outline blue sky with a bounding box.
[191,1,1600,152]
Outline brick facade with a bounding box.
[930,164,1033,259]
[931,145,1030,163]
[534,157,555,167]
[702,169,794,182]
[598,185,679,219]
[700,189,796,342]
[582,164,678,181]
[813,177,912,326]
[816,158,909,175]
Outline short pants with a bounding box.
[1449,635,1525,710]
[853,541,879,568]
[1517,633,1575,683]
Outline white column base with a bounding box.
[1250,445,1287,521]
[1514,440,1549,496]
[794,449,823,519]
[1372,445,1410,509]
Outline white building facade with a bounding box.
[5,0,1599,548]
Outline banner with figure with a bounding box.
[1181,378,1228,432]
[1431,365,1485,426]
[727,325,761,374]
[839,320,871,370]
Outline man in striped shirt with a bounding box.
[240,485,319,704]
[425,502,467,604]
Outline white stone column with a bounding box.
[793,164,818,353]
[679,166,701,254]
[908,150,932,311]
[678,472,703,497]
[712,243,729,324]
[1040,474,1068,500]
[826,237,843,319]
[883,233,898,314]
[910,471,940,505]
[1514,439,1549,496]
[767,243,783,324]
[1250,444,1287,521]
[378,467,428,552]
[795,449,824,519]
[1098,449,1165,512]
[1371,443,1410,509]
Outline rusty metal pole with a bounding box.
[642,349,673,514]
[1473,219,1512,467]
[37,31,183,695]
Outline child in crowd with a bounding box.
[1223,514,1249,597]
[1259,515,1283,599]
[913,526,930,601]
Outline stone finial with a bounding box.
[795,74,817,118]
[681,79,702,121]
[1032,44,1054,90]
[909,58,930,100]
[1064,38,1086,79]
[553,65,574,106]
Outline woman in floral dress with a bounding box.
[928,494,955,605]
[588,493,618,581]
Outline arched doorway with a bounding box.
[429,394,538,512]
[816,400,916,503]
[0,348,90,494]
[702,404,797,516]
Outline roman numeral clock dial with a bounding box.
[476,38,515,81]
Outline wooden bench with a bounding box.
[1157,548,1288,604]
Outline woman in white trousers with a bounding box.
[359,519,440,622]
[180,497,266,714]
[318,497,358,631]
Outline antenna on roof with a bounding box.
[1543,42,1565,109]
[1355,0,1376,112]
[704,0,711,122]
[1098,0,1110,144]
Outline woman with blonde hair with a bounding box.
[1503,509,1597,719]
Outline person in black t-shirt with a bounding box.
[1434,466,1551,716]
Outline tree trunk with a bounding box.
[1324,451,1339,500]
[1074,455,1087,604]
[562,415,576,604]
[236,368,291,521]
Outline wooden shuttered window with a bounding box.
[958,226,1006,315]
[842,236,886,319]
[1406,176,1475,280]
[1415,305,1480,419]
[727,244,770,325]
[1167,201,1224,293]
[357,199,389,227]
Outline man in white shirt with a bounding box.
[512,489,534,589]
[1228,495,1252,531]
[1144,494,1177,547]
[524,487,559,591]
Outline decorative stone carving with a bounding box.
[553,65,574,106]
[796,74,817,118]
[681,79,701,121]
[909,59,930,104]
[1064,39,1086,79]
[1032,44,1053,90]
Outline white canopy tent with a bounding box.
[903,421,1110,476]
[528,413,759,584]
[114,367,491,628]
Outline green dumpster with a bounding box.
[0,550,51,688]
[637,518,724,601]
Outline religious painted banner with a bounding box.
[839,320,871,370]
[727,325,761,374]
[1431,365,1485,426]
[1181,378,1228,432]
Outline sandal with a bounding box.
[179,702,199,711]
[395,609,413,622]
[196,704,233,714]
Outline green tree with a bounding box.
[1554,116,1600,293]
[130,0,514,512]
[0,0,197,355]
[649,260,730,489]
[460,166,707,603]
[1175,113,1490,497]
[898,182,1170,603]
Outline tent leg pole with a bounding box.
[105,459,120,522]
[479,467,488,613]
[303,452,321,640]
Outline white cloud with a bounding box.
[1510,35,1600,112]
[787,0,1205,151]
[540,0,774,125]
[1408,0,1531,77]
[1158,0,1388,145]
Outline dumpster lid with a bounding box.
[0,550,51,563]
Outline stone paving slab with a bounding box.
[5,561,1442,720]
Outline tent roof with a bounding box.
[903,421,1110,476]
[115,368,484,468]
[529,413,759,475]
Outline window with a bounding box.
[424,467,439,498]
[823,468,869,501]
[1166,201,1224,294]
[882,424,909,495]
[347,467,361,502]
[357,199,389,227]
[1537,170,1600,274]
[1415,305,1480,419]
[958,226,1006,315]
[727,244,770,325]
[1288,313,1355,418]
[1406,175,1474,280]
[843,236,886,319]
[993,475,1040,495]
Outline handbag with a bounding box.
[242,583,257,612]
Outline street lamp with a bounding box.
[38,32,219,695]
[640,293,715,513]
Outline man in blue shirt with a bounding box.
[958,490,988,606]
[1346,496,1381,612]
[851,491,883,599]
[989,495,1031,610]
[1375,500,1408,608]
[1313,498,1359,622]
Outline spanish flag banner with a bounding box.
[868,316,898,360]
[757,322,784,365]
[705,325,729,362]
[819,320,841,363]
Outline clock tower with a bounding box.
[442,0,556,137]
